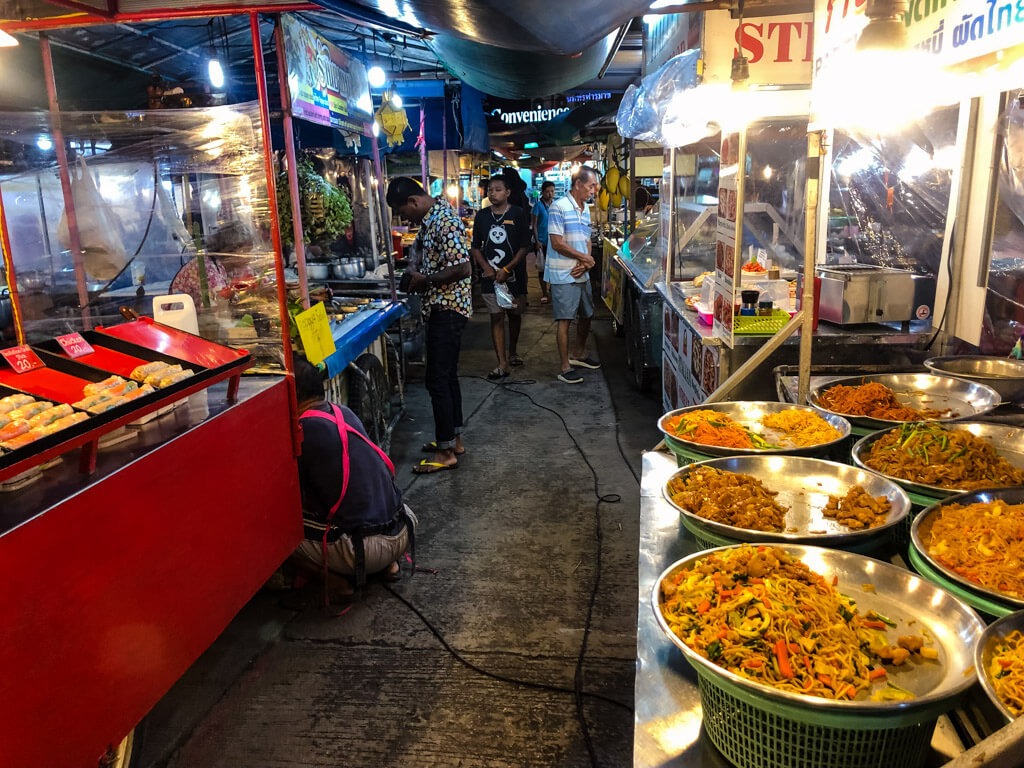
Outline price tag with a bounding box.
[0,345,45,374]
[56,332,95,359]
[294,302,336,366]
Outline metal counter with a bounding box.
[635,451,983,767]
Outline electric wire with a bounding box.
[393,324,634,766]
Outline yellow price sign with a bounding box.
[294,302,336,366]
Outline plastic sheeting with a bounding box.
[983,94,1024,356]
[615,50,704,146]
[0,102,286,368]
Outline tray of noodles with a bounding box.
[658,402,851,458]
[851,422,1024,498]
[975,609,1024,723]
[807,373,1000,429]
[911,487,1024,608]
[653,545,983,768]
[663,456,910,547]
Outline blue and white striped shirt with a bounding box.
[544,194,591,285]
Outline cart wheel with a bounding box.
[348,353,389,446]
[100,726,141,768]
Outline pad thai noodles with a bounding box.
[989,629,1024,718]
[663,409,841,450]
[861,423,1024,491]
[817,381,953,421]
[925,500,1024,598]
[659,545,938,701]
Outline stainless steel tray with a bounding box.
[663,456,910,545]
[852,422,1024,498]
[974,609,1024,723]
[807,373,1001,428]
[911,487,1024,607]
[652,544,983,712]
[658,401,851,457]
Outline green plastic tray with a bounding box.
[906,545,1014,619]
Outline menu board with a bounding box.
[713,131,743,349]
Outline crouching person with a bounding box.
[290,354,416,602]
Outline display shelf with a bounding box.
[0,321,252,483]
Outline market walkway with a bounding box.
[136,280,664,768]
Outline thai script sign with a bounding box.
[815,0,1024,76]
[281,14,372,137]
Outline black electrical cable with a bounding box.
[391,327,634,767]
[924,222,955,350]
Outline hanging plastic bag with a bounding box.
[57,157,129,280]
[494,280,515,309]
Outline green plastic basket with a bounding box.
[734,309,792,335]
[696,668,938,768]
[906,544,1014,619]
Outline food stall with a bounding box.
[0,12,333,766]
[274,15,407,447]
[634,2,1024,766]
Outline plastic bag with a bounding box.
[494,281,515,309]
[57,157,129,280]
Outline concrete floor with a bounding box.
[136,277,664,768]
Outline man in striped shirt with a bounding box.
[545,165,602,384]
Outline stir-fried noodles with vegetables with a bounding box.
[659,545,938,701]
[663,409,841,450]
[862,423,1024,491]
[817,381,953,421]
[925,501,1024,598]
[989,629,1024,717]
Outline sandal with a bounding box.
[486,367,509,381]
[413,459,458,474]
[509,354,523,367]
[421,441,466,456]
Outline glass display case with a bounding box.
[0,102,286,371]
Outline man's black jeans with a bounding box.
[424,308,467,448]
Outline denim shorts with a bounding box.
[550,280,593,321]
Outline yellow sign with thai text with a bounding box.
[295,301,336,366]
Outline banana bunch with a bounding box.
[599,165,631,210]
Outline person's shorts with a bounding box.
[481,291,525,316]
[550,280,593,321]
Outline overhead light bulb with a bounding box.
[372,120,380,137]
[390,92,403,109]
[0,30,19,47]
[368,65,386,89]
[857,0,909,51]
[446,183,459,198]
[208,57,225,89]
[36,136,52,151]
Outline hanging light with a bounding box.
[730,0,750,90]
[813,0,966,133]
[367,65,386,89]
[390,91,403,109]
[208,55,225,89]
[0,30,19,47]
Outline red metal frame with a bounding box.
[0,3,318,32]
[0,378,301,768]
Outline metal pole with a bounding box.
[419,107,428,189]
[798,130,825,405]
[0,179,26,345]
[40,32,92,328]
[370,134,398,301]
[250,12,296,382]
[274,19,309,310]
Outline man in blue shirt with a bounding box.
[545,166,602,384]
[531,180,555,305]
